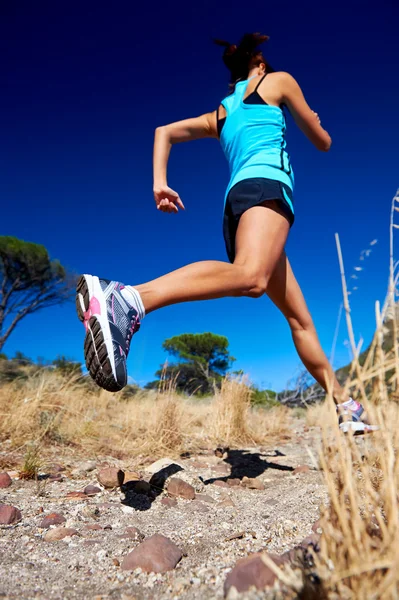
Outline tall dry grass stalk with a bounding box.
[0,369,289,462]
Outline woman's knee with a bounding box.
[237,267,269,298]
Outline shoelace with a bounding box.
[125,315,140,351]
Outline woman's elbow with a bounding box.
[318,134,332,152]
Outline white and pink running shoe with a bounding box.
[338,399,379,434]
[76,275,143,392]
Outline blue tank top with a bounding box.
[219,75,295,204]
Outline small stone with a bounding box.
[121,534,183,573]
[312,519,322,534]
[218,498,236,508]
[213,480,230,489]
[66,491,88,500]
[225,531,245,541]
[84,524,103,531]
[44,527,78,542]
[48,474,63,482]
[39,513,66,528]
[97,467,124,488]
[84,485,101,496]
[145,458,183,475]
[104,524,112,530]
[161,497,177,508]
[0,472,12,488]
[224,552,285,595]
[48,463,66,473]
[167,478,195,500]
[189,500,208,513]
[123,471,141,483]
[124,527,144,540]
[0,504,22,524]
[195,494,215,504]
[78,461,97,473]
[242,477,265,490]
[227,479,241,487]
[113,558,120,567]
[293,465,310,475]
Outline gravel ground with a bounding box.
[0,421,326,599]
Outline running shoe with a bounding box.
[338,400,379,434]
[76,275,141,392]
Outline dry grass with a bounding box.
[0,369,289,464]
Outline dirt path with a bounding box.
[0,421,326,599]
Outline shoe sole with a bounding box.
[76,275,124,392]
[339,421,380,435]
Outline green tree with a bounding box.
[148,332,235,395]
[0,236,75,352]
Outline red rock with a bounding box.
[0,472,12,488]
[84,485,101,496]
[97,467,124,488]
[66,491,88,500]
[213,480,230,489]
[123,471,141,483]
[227,478,241,487]
[224,553,285,595]
[293,465,310,475]
[167,478,195,500]
[189,500,208,513]
[161,497,177,508]
[44,527,78,542]
[242,477,265,490]
[84,524,102,531]
[113,558,120,567]
[121,533,182,573]
[0,504,22,524]
[39,513,66,528]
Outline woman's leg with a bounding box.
[266,252,349,405]
[135,202,290,313]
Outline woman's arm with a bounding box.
[279,72,332,152]
[153,112,217,213]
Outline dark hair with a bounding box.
[214,32,273,90]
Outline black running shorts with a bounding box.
[223,177,295,263]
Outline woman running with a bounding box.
[76,32,372,433]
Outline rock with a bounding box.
[0,504,22,524]
[227,479,241,487]
[242,477,265,490]
[312,519,322,534]
[195,494,215,504]
[121,534,183,573]
[78,461,97,473]
[124,527,144,541]
[113,558,120,567]
[161,497,177,508]
[189,500,208,513]
[225,531,245,541]
[145,458,183,475]
[48,463,66,474]
[0,472,12,488]
[44,527,78,542]
[224,552,285,595]
[39,513,66,528]
[215,446,229,458]
[213,480,230,489]
[191,461,207,469]
[84,485,101,496]
[104,524,112,530]
[293,465,310,475]
[97,467,124,488]
[218,498,236,508]
[66,491,88,500]
[48,474,63,482]
[123,471,141,483]
[84,524,103,531]
[167,478,195,500]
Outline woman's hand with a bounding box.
[153,184,185,213]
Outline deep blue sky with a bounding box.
[1,0,398,390]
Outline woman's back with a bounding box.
[218,73,294,198]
